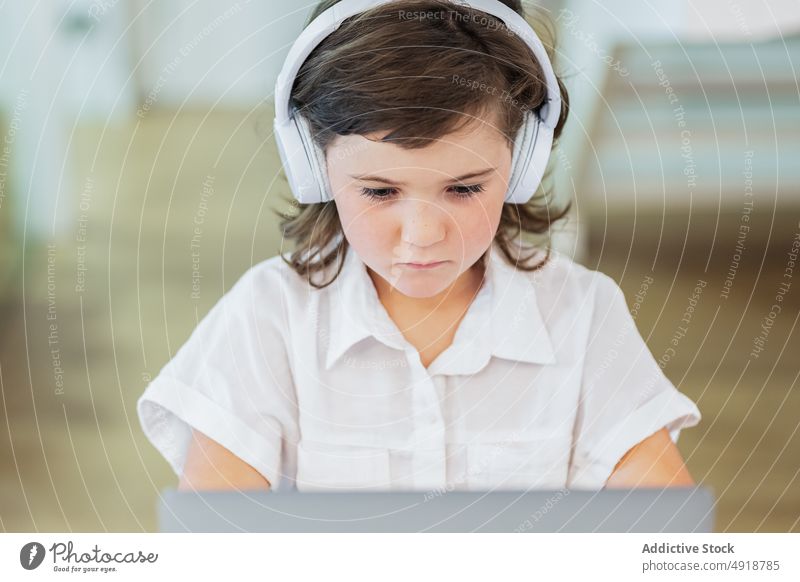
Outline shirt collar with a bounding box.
[325,242,557,373]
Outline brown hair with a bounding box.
[275,0,571,288]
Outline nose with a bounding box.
[399,198,446,249]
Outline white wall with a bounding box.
[0,2,71,239]
[682,0,800,41]
[130,0,314,111]
[60,0,138,121]
[0,1,139,239]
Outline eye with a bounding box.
[358,183,486,202]
[359,187,398,201]
[449,183,485,199]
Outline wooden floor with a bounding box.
[0,109,797,532]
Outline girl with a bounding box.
[137,0,701,493]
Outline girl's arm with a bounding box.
[604,427,695,488]
[177,429,272,491]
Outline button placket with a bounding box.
[407,352,447,490]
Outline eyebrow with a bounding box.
[349,167,496,186]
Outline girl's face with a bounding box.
[326,114,511,301]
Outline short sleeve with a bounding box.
[567,273,701,489]
[136,265,298,490]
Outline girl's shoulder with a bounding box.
[233,251,321,305]
[506,245,616,299]
[501,245,629,333]
[231,250,360,320]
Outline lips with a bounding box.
[400,260,448,270]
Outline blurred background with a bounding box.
[0,0,798,532]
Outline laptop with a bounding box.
[158,486,715,532]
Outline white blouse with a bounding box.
[137,241,701,493]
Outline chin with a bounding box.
[383,269,452,298]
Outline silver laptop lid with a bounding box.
[158,487,715,533]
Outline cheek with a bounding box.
[334,197,394,253]
[452,197,504,250]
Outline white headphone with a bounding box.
[273,0,561,204]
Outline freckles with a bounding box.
[453,202,499,239]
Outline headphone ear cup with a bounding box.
[505,111,554,204]
[274,112,320,204]
[294,114,333,203]
[505,111,535,202]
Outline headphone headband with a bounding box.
[274,0,562,204]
